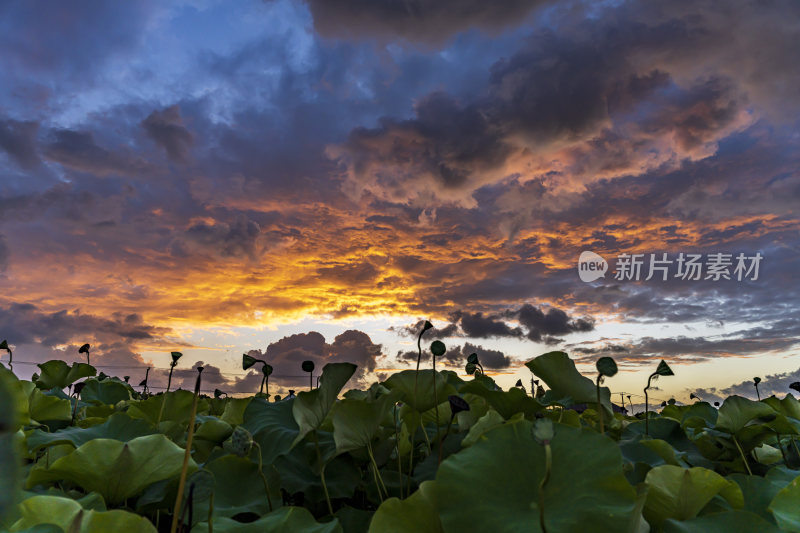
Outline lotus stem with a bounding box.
[208,493,213,533]
[367,441,387,501]
[433,355,440,459]
[170,366,203,533]
[538,440,552,533]
[419,418,432,454]
[394,404,402,498]
[733,435,753,476]
[596,375,605,435]
[775,432,788,465]
[158,363,176,426]
[438,413,456,466]
[252,441,274,511]
[313,430,334,516]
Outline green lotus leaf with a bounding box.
[333,391,400,454]
[2,368,28,431]
[385,369,454,413]
[26,434,196,505]
[369,480,442,533]
[170,352,182,364]
[241,398,299,466]
[596,356,618,378]
[1,367,21,523]
[79,379,132,405]
[292,363,357,446]
[768,473,800,532]
[461,409,507,447]
[525,351,612,416]
[763,395,800,421]
[458,379,542,420]
[433,420,637,532]
[220,397,252,426]
[275,431,361,500]
[661,510,783,533]
[191,455,279,521]
[467,353,479,365]
[10,495,156,532]
[242,354,258,370]
[643,465,743,528]
[335,507,374,533]
[464,362,476,375]
[715,396,777,434]
[27,413,155,452]
[662,402,719,427]
[35,361,96,390]
[194,417,233,444]
[194,506,341,533]
[23,383,72,428]
[728,473,788,523]
[127,390,209,426]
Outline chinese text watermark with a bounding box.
[578,251,762,282]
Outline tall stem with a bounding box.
[170,367,202,533]
[538,441,552,533]
[367,441,387,501]
[433,356,440,458]
[733,436,753,475]
[252,442,274,511]
[596,376,605,435]
[158,364,175,426]
[394,404,402,498]
[313,430,333,516]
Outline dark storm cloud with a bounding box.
[0,118,40,169]
[256,330,385,387]
[176,214,265,261]
[43,129,152,177]
[397,341,513,369]
[303,0,548,45]
[328,0,796,206]
[141,106,194,163]
[0,303,172,347]
[513,304,595,342]
[393,305,594,343]
[452,310,524,338]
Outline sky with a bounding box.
[0,0,798,407]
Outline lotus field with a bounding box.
[3,344,800,533]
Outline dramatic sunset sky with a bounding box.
[0,0,798,407]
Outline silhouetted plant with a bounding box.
[157,352,183,426]
[302,360,315,390]
[644,360,674,436]
[595,357,617,435]
[78,343,90,365]
[171,366,203,533]
[791,382,800,394]
[0,339,12,370]
[139,367,151,395]
[465,352,484,377]
[532,418,554,533]
[414,320,433,409]
[438,395,470,465]
[243,353,272,395]
[753,377,762,401]
[431,339,446,457]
